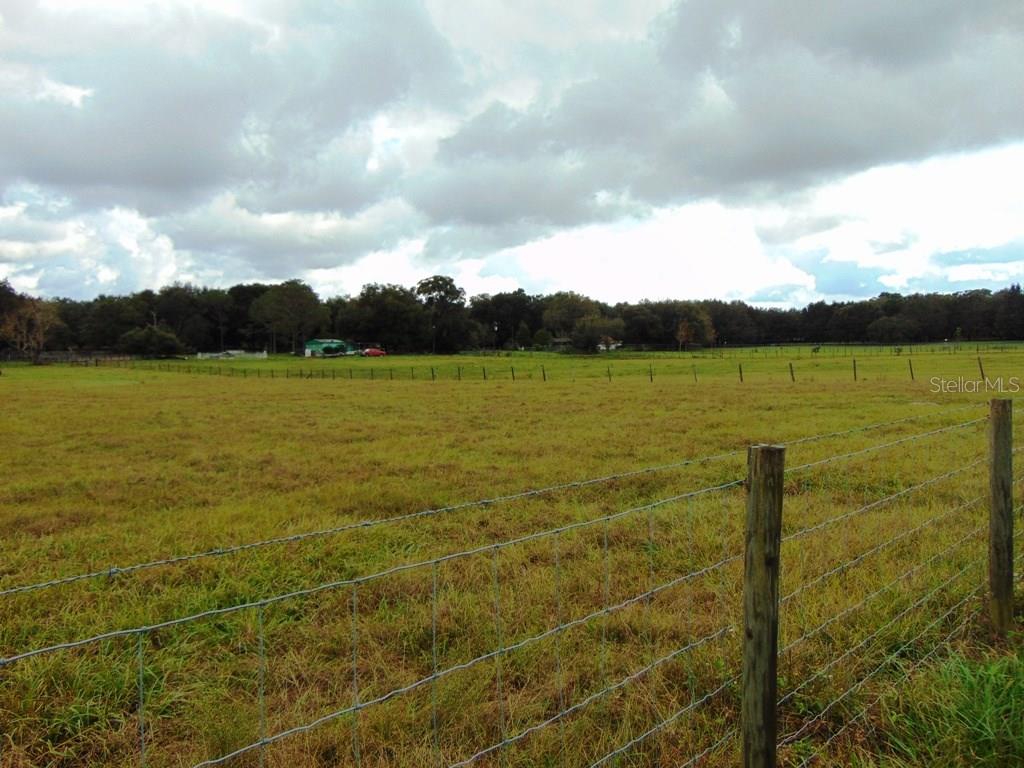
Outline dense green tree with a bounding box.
[347,283,429,352]
[470,289,543,349]
[13,274,1024,356]
[416,275,473,353]
[249,280,326,354]
[118,326,186,357]
[571,314,625,352]
[82,294,151,349]
[866,315,921,343]
[673,304,716,350]
[542,292,601,336]
[227,283,272,349]
[199,289,234,351]
[618,302,664,346]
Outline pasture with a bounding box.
[0,346,1020,767]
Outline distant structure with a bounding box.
[197,350,268,360]
[304,339,359,357]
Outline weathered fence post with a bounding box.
[739,363,744,383]
[541,365,546,382]
[743,444,785,768]
[989,398,1013,638]
[978,356,987,381]
[852,358,858,382]
[788,362,795,383]
[908,358,915,381]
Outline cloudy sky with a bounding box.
[1,0,1023,305]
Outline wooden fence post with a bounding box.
[739,363,744,383]
[908,358,915,381]
[743,444,785,768]
[852,358,858,382]
[788,362,795,383]
[989,398,1013,638]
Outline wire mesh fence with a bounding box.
[0,404,1016,767]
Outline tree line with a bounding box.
[2,276,1024,360]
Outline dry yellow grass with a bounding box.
[0,351,1017,767]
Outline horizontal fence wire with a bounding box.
[781,456,984,545]
[0,406,1005,768]
[0,404,987,600]
[585,676,737,768]
[188,444,986,765]
[788,578,989,768]
[778,528,1019,765]
[780,495,985,608]
[791,591,980,768]
[778,551,985,737]
[579,500,995,768]
[0,417,985,669]
[0,476,744,668]
[447,629,735,768]
[574,457,999,768]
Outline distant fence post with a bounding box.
[743,444,785,768]
[852,358,858,381]
[908,358,915,381]
[988,398,1013,638]
[788,362,795,383]
[739,363,744,383]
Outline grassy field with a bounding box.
[0,347,1021,767]
[113,341,1024,385]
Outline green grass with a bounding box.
[110,340,1024,385]
[845,645,1024,767]
[0,352,1019,767]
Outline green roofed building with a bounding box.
[304,339,358,357]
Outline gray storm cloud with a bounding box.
[0,0,1022,297]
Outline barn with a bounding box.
[304,339,358,357]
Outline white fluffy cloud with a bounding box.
[0,0,1022,302]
